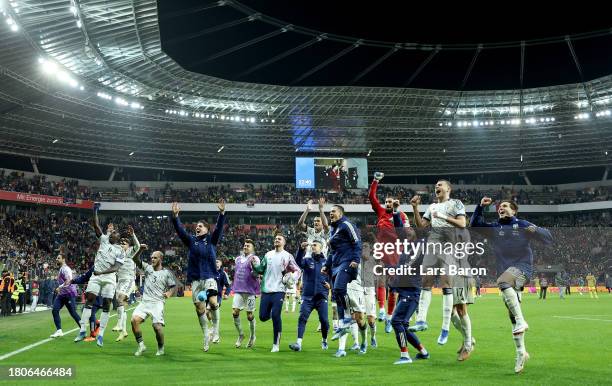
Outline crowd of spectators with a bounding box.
[2,169,611,205]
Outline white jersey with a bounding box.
[304,226,329,257]
[142,263,176,303]
[423,199,466,228]
[118,235,140,279]
[118,246,138,279]
[94,234,125,273]
[259,249,298,293]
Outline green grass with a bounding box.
[1,293,611,385]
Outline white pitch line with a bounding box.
[553,316,612,322]
[0,306,136,361]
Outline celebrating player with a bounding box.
[74,204,126,347]
[231,239,260,348]
[289,239,330,352]
[131,245,177,356]
[171,199,225,352]
[360,238,379,348]
[50,254,81,338]
[252,233,300,352]
[389,206,429,364]
[113,226,141,341]
[471,197,552,373]
[368,172,409,332]
[450,260,475,361]
[321,205,362,341]
[409,180,467,346]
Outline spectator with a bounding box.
[1,270,14,316]
[30,277,39,312]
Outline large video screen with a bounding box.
[296,157,368,190]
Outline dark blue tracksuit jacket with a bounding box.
[295,246,330,340]
[172,213,225,283]
[295,247,329,299]
[470,204,553,280]
[324,215,361,277]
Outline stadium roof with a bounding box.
[0,0,610,177]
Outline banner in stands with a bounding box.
[0,190,94,209]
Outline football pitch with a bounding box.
[1,293,611,385]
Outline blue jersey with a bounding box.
[470,204,552,280]
[172,214,225,282]
[325,216,361,275]
[295,247,329,298]
[214,268,231,303]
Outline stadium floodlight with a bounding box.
[41,60,58,74]
[52,139,59,144]
[217,145,224,153]
[129,151,135,156]
[76,19,82,28]
[271,119,275,123]
[520,154,523,162]
[367,149,372,156]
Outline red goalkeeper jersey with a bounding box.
[368,180,410,265]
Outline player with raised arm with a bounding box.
[74,203,126,347]
[252,233,300,352]
[409,180,467,346]
[113,225,141,341]
[471,197,552,373]
[131,245,177,356]
[231,239,261,348]
[289,239,330,352]
[297,198,333,330]
[171,199,225,352]
[368,172,410,332]
[49,254,81,338]
[321,205,362,344]
[297,198,330,256]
